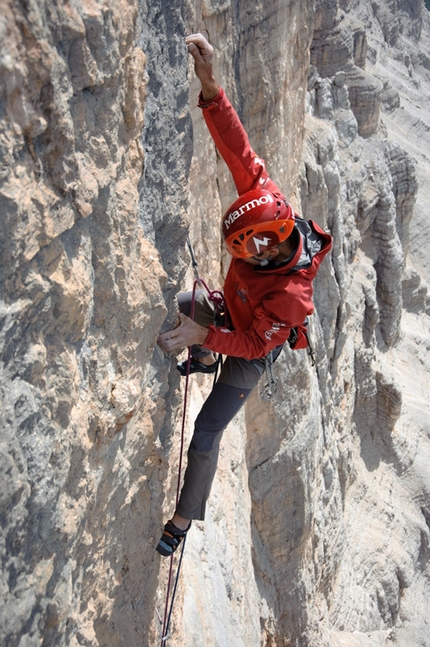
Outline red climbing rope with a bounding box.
[158,300,193,647]
[158,240,226,646]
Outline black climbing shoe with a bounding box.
[177,357,218,376]
[156,520,191,557]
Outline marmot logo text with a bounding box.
[264,321,285,341]
[224,194,273,230]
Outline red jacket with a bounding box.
[197,88,332,360]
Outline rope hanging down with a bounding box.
[157,239,224,646]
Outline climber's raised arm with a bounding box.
[186,33,277,197]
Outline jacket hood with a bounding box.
[250,218,331,276]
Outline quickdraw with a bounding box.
[260,350,278,401]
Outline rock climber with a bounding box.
[156,33,332,556]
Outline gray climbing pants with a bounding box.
[175,291,282,521]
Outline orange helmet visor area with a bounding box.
[225,218,295,258]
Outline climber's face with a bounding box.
[242,246,280,266]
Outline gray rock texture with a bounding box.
[1,0,430,646]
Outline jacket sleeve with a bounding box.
[203,279,315,360]
[203,321,290,360]
[198,87,280,197]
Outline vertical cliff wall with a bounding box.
[0,1,190,645]
[1,1,429,646]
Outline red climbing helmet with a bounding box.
[222,188,295,258]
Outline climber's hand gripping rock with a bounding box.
[186,33,219,101]
[157,313,209,352]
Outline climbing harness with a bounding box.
[156,238,224,646]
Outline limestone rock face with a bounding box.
[1,1,190,645]
[1,1,430,647]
